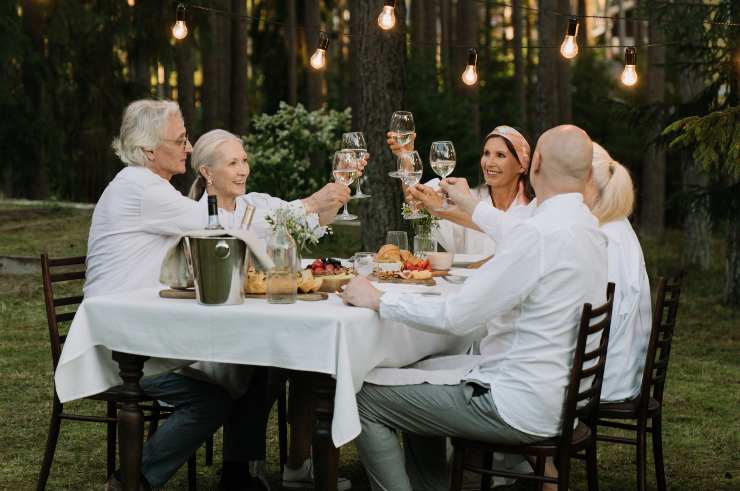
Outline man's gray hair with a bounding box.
[112,99,182,167]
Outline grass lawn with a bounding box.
[0,202,737,490]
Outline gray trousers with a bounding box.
[356,383,542,491]
[140,372,233,488]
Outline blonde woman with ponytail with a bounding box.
[583,142,652,402]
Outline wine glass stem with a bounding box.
[342,202,350,217]
[355,178,364,196]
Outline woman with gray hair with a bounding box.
[87,99,243,491]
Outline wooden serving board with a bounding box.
[367,274,436,286]
[159,289,328,301]
[431,269,449,277]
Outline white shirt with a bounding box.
[472,202,653,401]
[426,179,527,255]
[196,191,324,244]
[380,193,608,437]
[85,166,204,298]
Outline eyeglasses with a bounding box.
[162,134,190,150]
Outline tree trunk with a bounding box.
[175,38,196,134]
[440,0,453,91]
[286,0,298,106]
[423,0,438,77]
[304,0,324,110]
[536,0,560,136]
[639,21,666,236]
[455,0,480,143]
[231,0,249,135]
[350,0,407,250]
[513,0,527,128]
[727,219,740,306]
[203,0,232,131]
[577,0,588,48]
[525,0,536,135]
[556,0,572,123]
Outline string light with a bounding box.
[620,47,638,87]
[461,48,479,86]
[377,0,396,31]
[560,16,579,59]
[172,3,188,40]
[310,32,329,70]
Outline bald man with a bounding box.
[341,125,608,491]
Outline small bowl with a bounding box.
[426,252,454,271]
[375,261,402,272]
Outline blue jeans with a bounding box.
[139,372,233,488]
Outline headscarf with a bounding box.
[485,125,531,172]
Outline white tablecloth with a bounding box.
[55,278,475,447]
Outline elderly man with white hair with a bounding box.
[340,125,608,491]
[90,98,357,490]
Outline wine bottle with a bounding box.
[205,195,223,230]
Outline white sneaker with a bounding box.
[249,460,271,491]
[282,458,352,490]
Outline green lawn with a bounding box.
[0,203,737,490]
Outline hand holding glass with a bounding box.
[388,111,415,178]
[342,132,371,199]
[332,150,358,221]
[429,141,456,210]
[399,151,425,219]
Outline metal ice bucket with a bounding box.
[184,235,247,305]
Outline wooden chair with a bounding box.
[449,282,616,491]
[596,275,683,491]
[36,254,197,490]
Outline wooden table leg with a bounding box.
[311,373,339,491]
[112,352,149,491]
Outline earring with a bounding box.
[207,178,213,186]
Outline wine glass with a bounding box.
[385,231,409,251]
[398,151,425,219]
[388,111,415,178]
[342,132,371,199]
[429,141,456,210]
[332,149,358,221]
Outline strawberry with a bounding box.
[325,264,335,273]
[403,261,414,271]
[313,266,325,274]
[419,259,430,270]
[312,259,324,268]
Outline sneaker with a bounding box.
[282,458,352,490]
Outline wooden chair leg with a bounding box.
[557,453,570,491]
[36,400,62,491]
[652,414,667,491]
[479,450,493,491]
[586,442,600,491]
[449,445,465,491]
[106,401,117,477]
[187,453,197,491]
[636,419,648,491]
[278,383,288,475]
[534,456,546,491]
[205,435,213,466]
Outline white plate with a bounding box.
[452,254,487,267]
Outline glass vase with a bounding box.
[413,235,438,258]
[266,213,298,304]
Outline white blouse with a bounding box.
[380,194,608,437]
[425,179,527,255]
[472,203,653,401]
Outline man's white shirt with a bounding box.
[379,193,608,437]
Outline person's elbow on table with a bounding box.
[340,277,383,311]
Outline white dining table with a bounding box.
[55,272,476,447]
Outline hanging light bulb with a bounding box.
[172,3,188,40]
[461,48,479,86]
[620,47,638,87]
[310,32,329,70]
[559,16,579,59]
[377,0,396,30]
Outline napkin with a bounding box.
[160,228,274,289]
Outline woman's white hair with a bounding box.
[188,129,243,200]
[591,142,635,224]
[112,99,182,167]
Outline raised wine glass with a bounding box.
[342,132,371,199]
[429,141,456,210]
[399,151,425,219]
[388,111,415,178]
[332,149,358,221]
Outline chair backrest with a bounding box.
[40,254,86,371]
[559,282,615,446]
[638,274,683,409]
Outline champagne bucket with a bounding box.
[184,235,247,305]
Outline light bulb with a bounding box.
[310,49,326,70]
[621,47,638,87]
[560,16,579,59]
[461,48,479,86]
[172,3,188,40]
[127,0,135,7]
[378,1,396,30]
[310,32,329,70]
[172,21,188,40]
